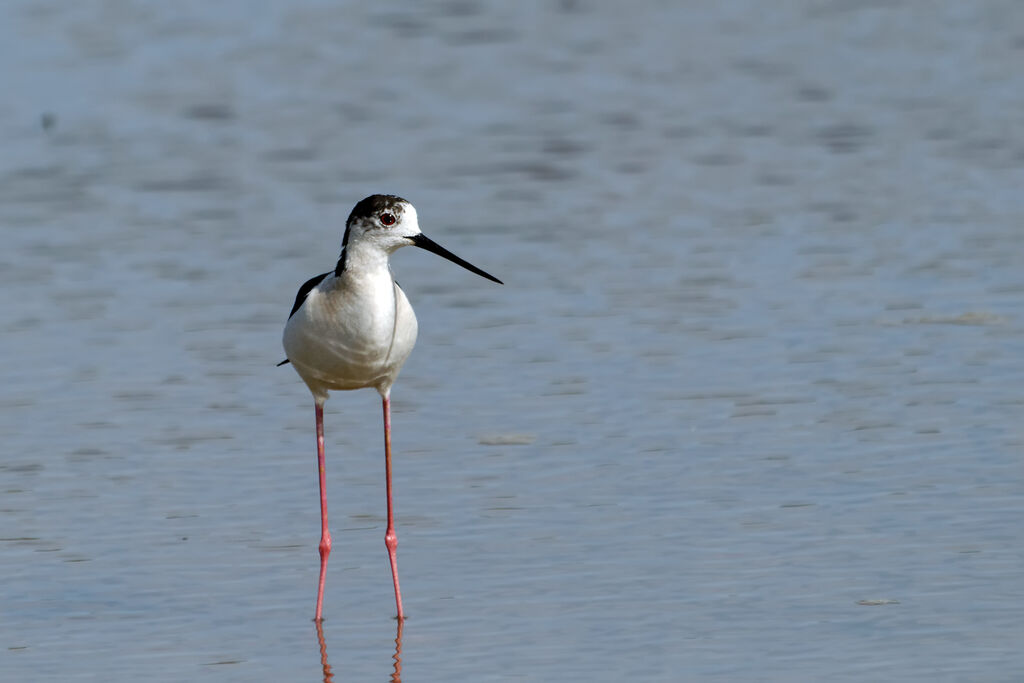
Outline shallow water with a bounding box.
[2,1,1023,680]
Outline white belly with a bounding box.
[283,272,418,399]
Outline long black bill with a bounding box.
[409,233,504,284]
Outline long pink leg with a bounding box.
[382,395,405,620]
[314,401,332,622]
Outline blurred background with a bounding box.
[2,1,1023,680]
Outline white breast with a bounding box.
[283,270,418,399]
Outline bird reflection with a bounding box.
[313,618,404,683]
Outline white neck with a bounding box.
[341,240,391,277]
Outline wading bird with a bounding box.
[280,195,502,621]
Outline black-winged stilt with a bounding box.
[280,194,502,621]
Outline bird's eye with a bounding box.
[379,212,396,226]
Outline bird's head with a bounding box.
[343,194,421,253]
[342,194,503,284]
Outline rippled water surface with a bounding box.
[2,2,1023,681]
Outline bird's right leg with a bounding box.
[314,400,331,622]
[382,393,404,620]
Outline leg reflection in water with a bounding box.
[316,619,333,683]
[313,619,404,683]
[391,619,404,683]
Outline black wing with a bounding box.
[277,271,331,367]
[287,271,330,319]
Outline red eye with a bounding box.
[379,212,396,226]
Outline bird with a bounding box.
[279,194,502,622]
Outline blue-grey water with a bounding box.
[2,2,1023,681]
